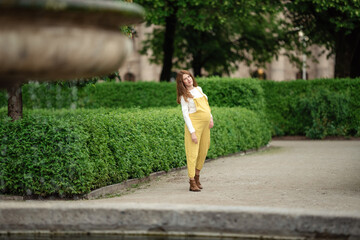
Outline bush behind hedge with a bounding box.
[2,77,359,140]
[0,106,271,197]
[198,77,265,111]
[261,78,360,138]
[0,78,265,111]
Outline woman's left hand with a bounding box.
[209,118,214,129]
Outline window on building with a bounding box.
[124,72,135,82]
[251,68,267,80]
[296,71,308,80]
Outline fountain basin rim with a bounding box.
[0,0,145,26]
[0,0,145,15]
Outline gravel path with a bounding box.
[93,140,360,213]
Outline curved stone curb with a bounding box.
[0,145,269,201]
[84,145,270,200]
[83,168,186,200]
[0,203,359,239]
[0,195,23,201]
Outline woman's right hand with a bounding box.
[191,132,198,144]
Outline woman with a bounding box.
[176,70,214,192]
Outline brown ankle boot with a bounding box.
[194,175,203,189]
[189,179,201,192]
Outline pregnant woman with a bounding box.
[176,70,214,192]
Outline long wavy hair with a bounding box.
[176,70,198,104]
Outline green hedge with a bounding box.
[1,78,359,139]
[73,82,178,109]
[0,106,271,197]
[198,77,265,111]
[261,78,360,138]
[0,78,265,111]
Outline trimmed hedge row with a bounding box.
[0,107,271,197]
[198,77,264,111]
[261,78,360,138]
[0,78,265,111]
[1,78,359,139]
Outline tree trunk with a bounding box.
[191,30,203,77]
[350,43,360,78]
[192,52,202,77]
[350,29,360,78]
[159,6,178,82]
[7,82,23,121]
[334,29,360,78]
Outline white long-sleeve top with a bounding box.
[180,87,211,134]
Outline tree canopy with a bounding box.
[284,0,360,78]
[135,0,360,80]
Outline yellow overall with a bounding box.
[184,88,211,178]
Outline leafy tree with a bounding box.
[284,0,360,78]
[136,0,287,80]
[181,6,290,77]
[136,0,360,80]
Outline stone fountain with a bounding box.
[0,0,144,120]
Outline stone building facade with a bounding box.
[118,23,335,82]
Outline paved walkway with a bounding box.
[93,140,360,213]
[1,140,360,238]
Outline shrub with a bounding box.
[78,81,177,109]
[261,78,360,137]
[208,107,271,158]
[0,111,93,197]
[197,77,265,111]
[22,82,81,110]
[298,88,351,139]
[1,77,359,139]
[0,107,271,197]
[0,78,265,111]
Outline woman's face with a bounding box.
[182,74,193,88]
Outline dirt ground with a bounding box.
[92,140,360,213]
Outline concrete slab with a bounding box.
[1,140,359,239]
[0,202,359,239]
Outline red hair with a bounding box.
[176,70,198,104]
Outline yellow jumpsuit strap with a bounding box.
[195,87,206,98]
